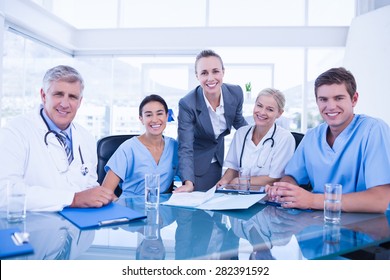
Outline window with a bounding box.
[1,0,355,138]
[1,31,72,126]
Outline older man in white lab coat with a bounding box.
[0,65,115,211]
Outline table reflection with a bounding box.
[175,209,238,259]
[1,199,388,260]
[228,205,390,260]
[115,195,176,260]
[0,212,94,260]
[102,199,390,260]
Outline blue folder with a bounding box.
[0,228,34,259]
[58,202,146,229]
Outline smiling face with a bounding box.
[253,94,282,130]
[41,80,83,130]
[139,101,168,136]
[316,83,358,135]
[195,56,224,98]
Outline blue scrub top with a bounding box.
[105,136,179,195]
[285,114,390,193]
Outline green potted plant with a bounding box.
[245,82,252,99]
[245,81,251,92]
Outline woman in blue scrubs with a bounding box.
[102,94,184,196]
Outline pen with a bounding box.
[11,232,30,245]
[98,217,130,226]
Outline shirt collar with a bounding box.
[40,106,72,136]
[202,88,224,110]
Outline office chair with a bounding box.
[290,131,312,191]
[96,134,138,197]
[291,132,304,150]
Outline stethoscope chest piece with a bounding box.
[80,165,89,176]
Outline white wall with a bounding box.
[343,5,390,125]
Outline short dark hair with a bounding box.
[194,49,225,74]
[314,67,357,99]
[139,94,169,117]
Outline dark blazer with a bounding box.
[178,83,247,189]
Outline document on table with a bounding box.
[161,186,266,210]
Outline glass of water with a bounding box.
[144,173,160,208]
[324,183,342,224]
[5,180,27,223]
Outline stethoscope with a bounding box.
[40,108,89,176]
[239,123,276,168]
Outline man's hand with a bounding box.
[265,181,319,210]
[70,186,116,208]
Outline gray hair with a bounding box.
[42,65,84,93]
[256,88,286,112]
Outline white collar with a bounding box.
[202,89,224,110]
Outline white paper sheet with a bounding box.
[161,186,266,210]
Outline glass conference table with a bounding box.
[1,194,389,260]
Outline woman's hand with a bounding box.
[173,181,194,193]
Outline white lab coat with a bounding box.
[0,108,98,211]
[223,124,295,179]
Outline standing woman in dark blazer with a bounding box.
[176,50,247,192]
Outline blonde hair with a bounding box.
[256,88,286,112]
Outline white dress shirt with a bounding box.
[203,90,227,163]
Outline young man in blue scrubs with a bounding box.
[266,67,390,213]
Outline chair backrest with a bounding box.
[96,134,137,186]
[290,131,312,191]
[291,132,304,150]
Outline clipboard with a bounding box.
[0,228,34,259]
[259,200,314,212]
[216,189,265,195]
[58,202,146,229]
[216,184,265,194]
